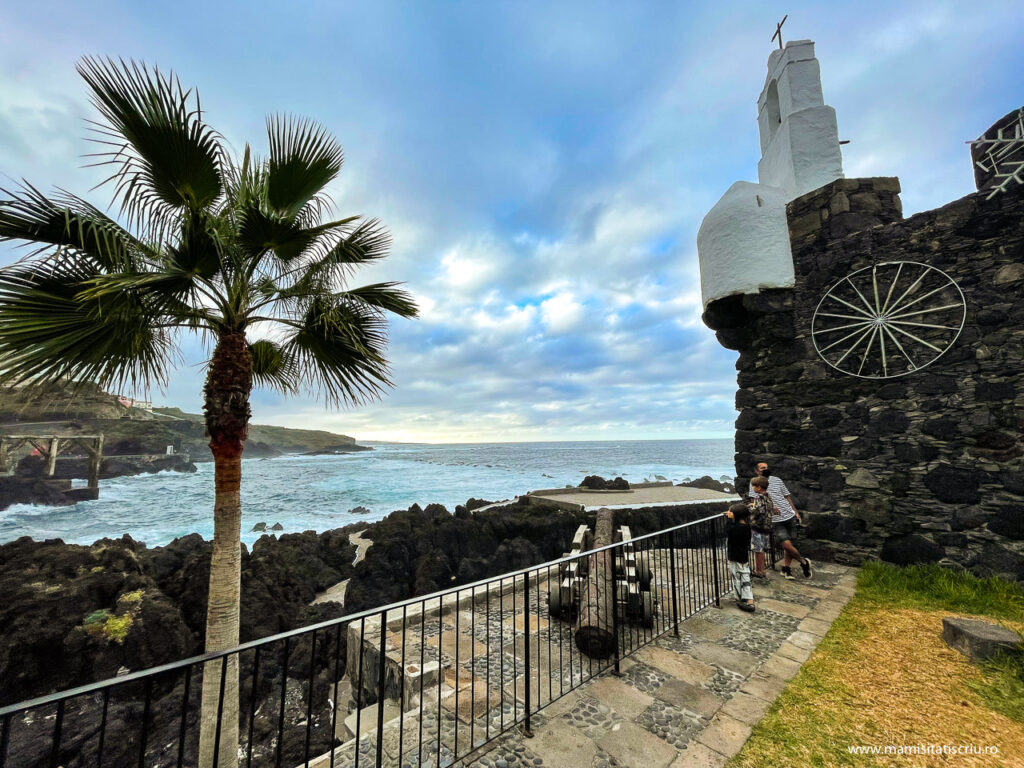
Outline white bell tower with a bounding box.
[757,40,844,199]
[697,37,844,311]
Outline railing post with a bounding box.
[610,546,622,675]
[710,518,722,608]
[669,531,680,636]
[522,571,533,738]
[1,713,10,768]
[376,610,387,768]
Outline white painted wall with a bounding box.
[697,181,794,309]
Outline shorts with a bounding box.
[751,531,770,553]
[773,517,797,543]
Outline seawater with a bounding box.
[0,438,733,547]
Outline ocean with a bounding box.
[0,438,734,547]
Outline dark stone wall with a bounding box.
[703,177,1024,580]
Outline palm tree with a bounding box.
[0,58,417,767]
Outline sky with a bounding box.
[1,1,1022,443]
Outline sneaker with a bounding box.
[801,559,813,578]
[781,566,795,580]
[738,602,756,613]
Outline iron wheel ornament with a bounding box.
[811,261,966,379]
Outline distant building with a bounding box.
[117,397,154,412]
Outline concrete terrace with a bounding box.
[525,482,738,512]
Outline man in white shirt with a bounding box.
[747,461,812,580]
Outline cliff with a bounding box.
[0,383,370,509]
[0,383,367,459]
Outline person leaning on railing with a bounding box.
[724,502,756,613]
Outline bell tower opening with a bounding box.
[765,79,782,140]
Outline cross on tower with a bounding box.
[772,14,788,49]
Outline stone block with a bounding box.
[942,617,1022,662]
[654,678,724,718]
[763,652,803,681]
[988,506,1024,541]
[923,464,982,504]
[739,672,787,702]
[680,617,729,641]
[829,191,851,213]
[789,210,823,240]
[528,722,598,768]
[695,713,753,758]
[849,191,884,214]
[776,641,813,663]
[719,691,771,726]
[798,617,833,637]
[596,720,678,768]
[994,263,1024,284]
[587,675,655,720]
[687,642,761,676]
[440,680,502,723]
[787,630,821,651]
[669,741,729,768]
[880,534,944,566]
[638,646,717,685]
[757,598,810,619]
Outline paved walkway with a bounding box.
[459,561,857,768]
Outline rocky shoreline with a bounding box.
[0,447,377,511]
[1,492,731,765]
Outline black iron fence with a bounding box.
[0,513,729,768]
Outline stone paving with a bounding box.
[457,561,857,768]
[309,558,857,768]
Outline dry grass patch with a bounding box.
[731,565,1024,767]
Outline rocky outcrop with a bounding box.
[678,476,731,493]
[0,536,191,706]
[580,475,630,490]
[0,477,72,509]
[0,455,199,510]
[342,497,728,612]
[0,530,359,706]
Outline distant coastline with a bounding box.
[0,438,735,547]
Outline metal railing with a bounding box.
[0,513,729,768]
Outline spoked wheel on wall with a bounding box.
[811,261,966,379]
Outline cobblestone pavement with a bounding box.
[310,559,857,768]
[453,561,857,768]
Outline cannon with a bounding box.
[547,519,656,632]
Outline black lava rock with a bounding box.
[880,534,945,566]
[923,465,983,504]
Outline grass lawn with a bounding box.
[730,562,1024,767]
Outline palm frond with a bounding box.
[340,282,418,318]
[77,57,224,237]
[249,338,297,394]
[0,258,176,391]
[167,209,225,279]
[281,218,392,295]
[0,183,147,270]
[266,116,343,220]
[279,295,393,406]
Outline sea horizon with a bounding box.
[0,437,736,548]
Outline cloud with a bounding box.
[1,1,1021,442]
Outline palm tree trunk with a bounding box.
[198,330,252,768]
